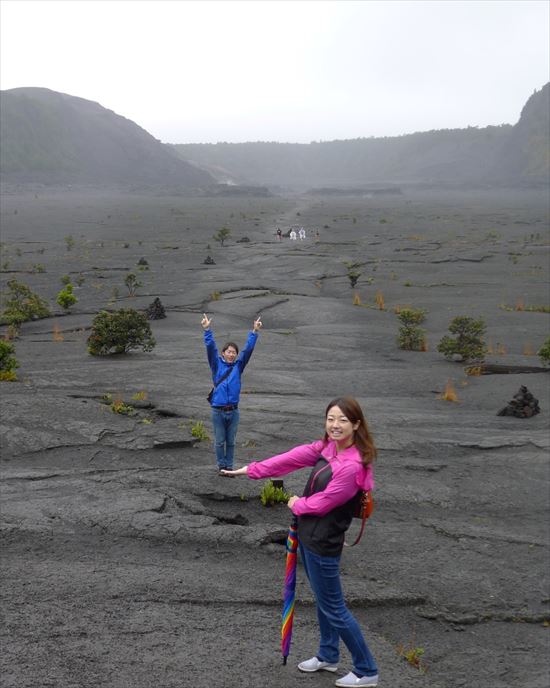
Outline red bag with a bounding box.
[346,490,374,547]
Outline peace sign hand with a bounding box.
[201,313,212,330]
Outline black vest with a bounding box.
[298,456,360,557]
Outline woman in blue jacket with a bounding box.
[201,313,262,472]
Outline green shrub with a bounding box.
[344,261,362,289]
[124,272,142,296]
[538,337,550,366]
[437,316,486,363]
[260,480,290,507]
[56,284,78,311]
[0,339,19,381]
[397,308,427,350]
[60,275,71,286]
[213,227,231,246]
[1,279,51,329]
[190,420,209,441]
[87,309,156,356]
[110,398,135,415]
[64,235,75,251]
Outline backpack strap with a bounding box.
[213,367,232,388]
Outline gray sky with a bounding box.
[1,0,548,144]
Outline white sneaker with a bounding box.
[335,671,379,687]
[298,656,339,673]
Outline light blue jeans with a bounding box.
[211,407,240,469]
[299,543,378,677]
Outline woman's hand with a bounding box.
[201,313,212,330]
[287,495,299,509]
[220,466,248,477]
[253,316,263,333]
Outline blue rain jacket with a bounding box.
[204,329,258,406]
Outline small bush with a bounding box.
[213,227,231,246]
[64,235,75,251]
[190,420,209,441]
[437,316,486,363]
[260,479,290,507]
[56,283,78,311]
[538,337,550,366]
[124,273,142,296]
[398,644,425,672]
[0,339,19,381]
[0,369,17,381]
[87,309,156,356]
[397,308,427,351]
[111,397,135,415]
[1,279,51,329]
[344,262,362,289]
[60,275,71,286]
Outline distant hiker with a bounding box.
[222,397,379,686]
[299,227,306,241]
[315,229,320,243]
[289,228,297,241]
[201,313,262,473]
[276,227,283,241]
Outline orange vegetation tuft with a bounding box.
[523,342,535,356]
[439,379,459,402]
[53,323,64,342]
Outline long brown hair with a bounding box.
[324,397,377,466]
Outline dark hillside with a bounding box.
[174,83,549,189]
[491,82,550,184]
[175,126,512,188]
[0,87,213,187]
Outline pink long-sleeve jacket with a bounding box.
[247,439,374,516]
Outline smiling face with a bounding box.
[222,346,238,363]
[325,405,360,449]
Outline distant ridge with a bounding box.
[0,87,213,187]
[174,83,550,189]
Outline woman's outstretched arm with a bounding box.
[220,466,248,476]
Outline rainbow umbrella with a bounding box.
[281,516,298,664]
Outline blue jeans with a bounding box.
[299,543,378,677]
[211,408,240,469]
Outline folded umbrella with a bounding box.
[281,516,298,665]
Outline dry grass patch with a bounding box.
[439,379,459,402]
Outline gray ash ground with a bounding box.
[1,186,549,688]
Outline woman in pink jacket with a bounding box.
[222,397,379,688]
